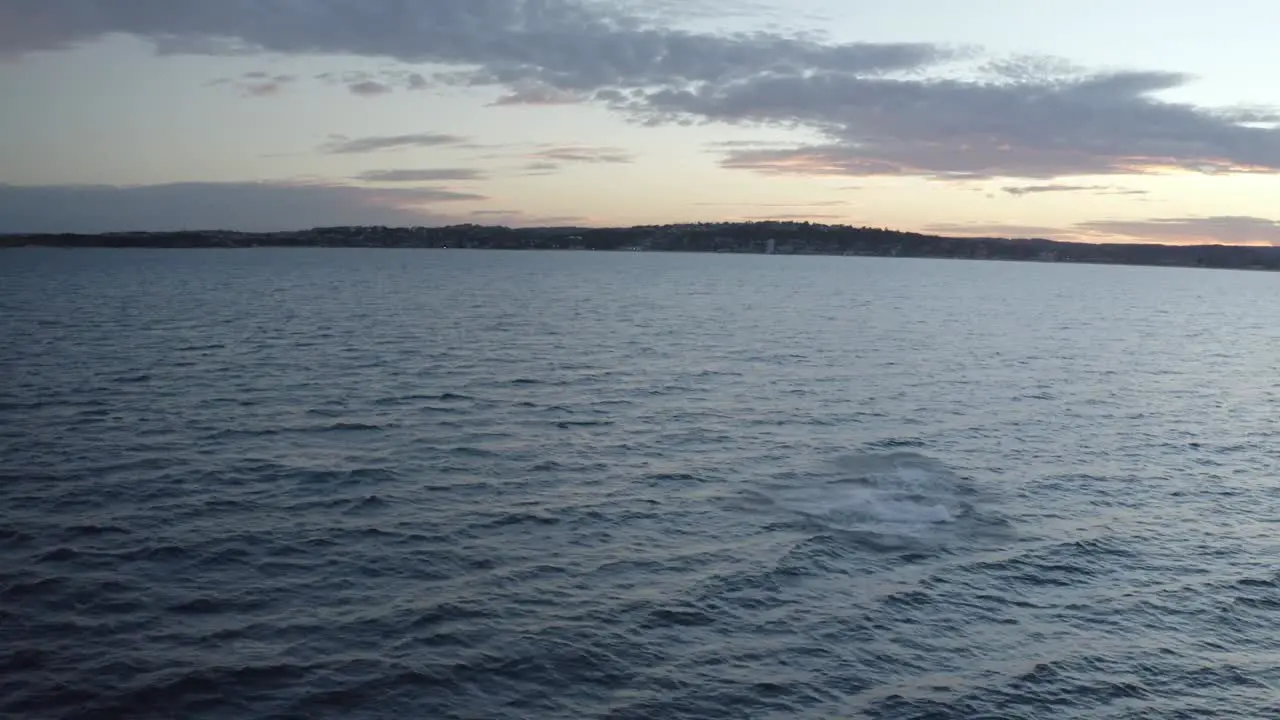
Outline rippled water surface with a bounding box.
[4,248,1280,718]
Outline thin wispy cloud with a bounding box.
[510,145,636,175]
[356,169,487,182]
[523,161,562,175]
[492,81,584,106]
[1003,184,1107,197]
[1002,184,1150,197]
[207,71,297,97]
[706,140,805,150]
[533,145,634,164]
[316,70,430,96]
[320,132,469,154]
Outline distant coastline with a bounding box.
[4,221,1279,272]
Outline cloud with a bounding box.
[523,161,561,175]
[348,80,391,97]
[533,145,634,164]
[0,1,943,86]
[320,132,468,154]
[493,81,584,106]
[706,139,803,150]
[1076,216,1280,245]
[207,71,297,97]
[6,1,1279,181]
[613,0,806,24]
[690,68,1280,180]
[356,168,487,182]
[0,182,485,234]
[1002,184,1149,197]
[1003,184,1106,196]
[485,144,634,173]
[498,145,636,174]
[316,70,430,96]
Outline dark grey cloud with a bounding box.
[0,1,943,86]
[356,168,487,182]
[1076,216,1280,245]
[320,132,468,154]
[678,69,1280,179]
[348,80,391,97]
[0,182,485,234]
[6,0,1278,181]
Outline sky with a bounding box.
[2,0,1280,244]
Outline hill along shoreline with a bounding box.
[4,221,1278,272]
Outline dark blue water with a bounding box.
[3,248,1280,718]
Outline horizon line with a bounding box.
[3,221,1277,250]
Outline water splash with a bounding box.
[761,452,971,536]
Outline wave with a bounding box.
[527,460,609,473]
[315,421,386,432]
[371,392,474,408]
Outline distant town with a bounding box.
[5,221,1280,272]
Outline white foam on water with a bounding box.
[764,451,966,534]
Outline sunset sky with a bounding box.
[3,0,1280,244]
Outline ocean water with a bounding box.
[3,248,1280,719]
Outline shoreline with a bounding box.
[4,222,1278,273]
